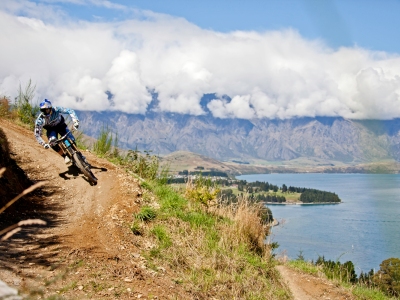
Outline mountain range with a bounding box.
[77,110,400,167]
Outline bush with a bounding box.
[184,175,220,208]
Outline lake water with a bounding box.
[237,173,400,273]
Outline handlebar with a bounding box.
[50,127,76,146]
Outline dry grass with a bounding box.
[215,197,271,255]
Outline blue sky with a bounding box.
[51,0,400,53]
[1,0,400,119]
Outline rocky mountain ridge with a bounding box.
[78,111,400,164]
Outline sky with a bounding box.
[1,0,400,120]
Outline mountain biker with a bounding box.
[34,99,79,164]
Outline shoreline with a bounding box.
[264,201,341,206]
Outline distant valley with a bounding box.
[78,110,400,174]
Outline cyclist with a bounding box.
[34,99,79,164]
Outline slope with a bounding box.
[0,118,356,300]
[0,118,192,299]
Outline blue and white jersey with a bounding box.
[34,106,79,146]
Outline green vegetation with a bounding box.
[316,256,357,284]
[0,80,39,129]
[15,80,39,128]
[93,125,114,157]
[168,178,341,204]
[287,256,400,300]
[178,169,228,177]
[300,189,341,203]
[92,124,159,180]
[373,258,400,297]
[134,205,157,222]
[132,177,290,299]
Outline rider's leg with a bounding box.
[46,130,62,154]
[46,129,70,163]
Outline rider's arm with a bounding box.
[34,115,46,146]
[54,106,79,124]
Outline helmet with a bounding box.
[39,99,52,115]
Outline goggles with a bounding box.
[40,108,52,115]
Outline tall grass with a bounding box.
[14,80,39,128]
[123,149,159,180]
[0,96,11,117]
[93,125,114,157]
[92,125,159,180]
[0,80,39,127]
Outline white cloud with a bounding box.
[1,1,400,119]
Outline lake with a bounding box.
[237,173,400,273]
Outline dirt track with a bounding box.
[0,118,192,299]
[0,118,356,299]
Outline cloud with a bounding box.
[1,1,400,119]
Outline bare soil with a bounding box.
[276,265,355,300]
[0,118,356,300]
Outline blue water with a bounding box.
[237,173,400,273]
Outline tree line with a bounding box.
[168,178,341,204]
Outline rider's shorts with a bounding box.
[45,122,75,152]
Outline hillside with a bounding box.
[78,111,400,167]
[0,119,199,298]
[0,118,357,299]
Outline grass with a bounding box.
[287,259,321,275]
[131,178,291,299]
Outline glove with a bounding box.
[43,144,50,149]
[73,121,79,130]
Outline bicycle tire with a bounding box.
[73,152,98,185]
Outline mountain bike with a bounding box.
[51,130,98,185]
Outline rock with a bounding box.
[0,280,22,300]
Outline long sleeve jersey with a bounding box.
[34,106,79,146]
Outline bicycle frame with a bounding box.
[51,131,78,159]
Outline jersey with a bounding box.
[34,106,79,146]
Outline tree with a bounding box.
[282,184,287,193]
[373,258,400,297]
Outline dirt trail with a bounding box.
[276,265,354,300]
[0,118,355,299]
[0,118,191,299]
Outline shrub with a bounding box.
[184,175,220,208]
